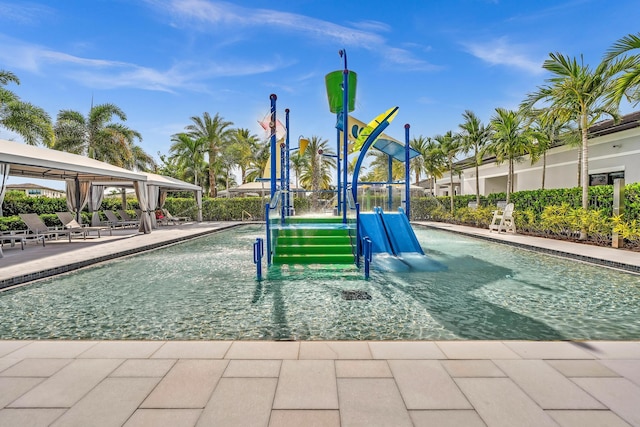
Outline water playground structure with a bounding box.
[255,50,444,278]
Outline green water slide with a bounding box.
[272,217,355,265]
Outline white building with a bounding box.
[425,111,640,196]
[6,183,65,198]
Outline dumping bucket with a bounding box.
[325,70,357,113]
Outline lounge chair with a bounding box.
[1,230,45,258]
[56,212,112,237]
[162,209,191,223]
[489,203,516,233]
[118,209,139,223]
[104,210,138,228]
[19,213,87,242]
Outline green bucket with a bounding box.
[325,70,357,113]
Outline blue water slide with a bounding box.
[378,211,425,255]
[358,208,446,272]
[358,212,393,254]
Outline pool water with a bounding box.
[0,225,639,340]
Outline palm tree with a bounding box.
[524,108,573,189]
[53,103,154,170]
[409,135,430,185]
[169,133,207,186]
[422,138,446,196]
[488,108,536,203]
[458,110,491,205]
[434,131,461,212]
[289,151,309,194]
[226,128,260,184]
[245,141,271,184]
[604,32,640,106]
[299,136,336,209]
[185,112,234,197]
[0,70,54,146]
[521,53,622,238]
[366,150,405,183]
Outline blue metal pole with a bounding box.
[340,50,349,224]
[363,237,372,279]
[269,94,277,199]
[254,237,264,281]
[387,155,393,212]
[280,112,285,226]
[265,203,272,265]
[336,121,341,215]
[285,109,290,217]
[405,124,411,220]
[355,202,361,265]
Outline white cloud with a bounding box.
[0,1,54,25]
[146,0,432,69]
[0,34,290,93]
[463,37,544,74]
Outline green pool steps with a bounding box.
[272,218,355,265]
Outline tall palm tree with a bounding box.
[289,151,309,193]
[458,110,491,205]
[226,128,260,184]
[366,150,405,183]
[409,135,430,185]
[299,136,336,209]
[245,140,271,184]
[604,32,640,106]
[0,70,54,146]
[169,133,207,186]
[488,108,536,203]
[524,108,573,189]
[521,53,622,236]
[422,137,446,196]
[53,103,154,170]
[185,112,234,197]
[434,131,461,212]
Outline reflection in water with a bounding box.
[0,225,638,340]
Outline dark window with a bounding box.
[589,171,624,186]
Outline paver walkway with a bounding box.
[1,221,639,426]
[1,340,639,426]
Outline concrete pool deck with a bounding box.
[0,221,639,426]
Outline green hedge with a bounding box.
[3,184,640,242]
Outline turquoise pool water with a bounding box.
[0,225,639,340]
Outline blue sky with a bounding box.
[1,0,639,189]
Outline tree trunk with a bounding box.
[449,160,454,213]
[576,149,582,187]
[475,163,480,205]
[580,114,589,240]
[541,151,546,190]
[506,157,512,203]
[209,148,216,198]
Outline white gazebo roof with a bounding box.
[0,139,147,182]
[93,172,202,193]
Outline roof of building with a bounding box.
[588,110,640,137]
[451,110,640,169]
[6,183,64,193]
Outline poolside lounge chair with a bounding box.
[489,203,516,233]
[1,230,45,258]
[118,209,139,224]
[19,213,86,242]
[56,212,112,237]
[162,209,191,223]
[104,210,139,228]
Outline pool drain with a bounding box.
[341,290,372,300]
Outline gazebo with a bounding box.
[0,139,202,233]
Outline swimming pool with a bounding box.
[0,225,638,340]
